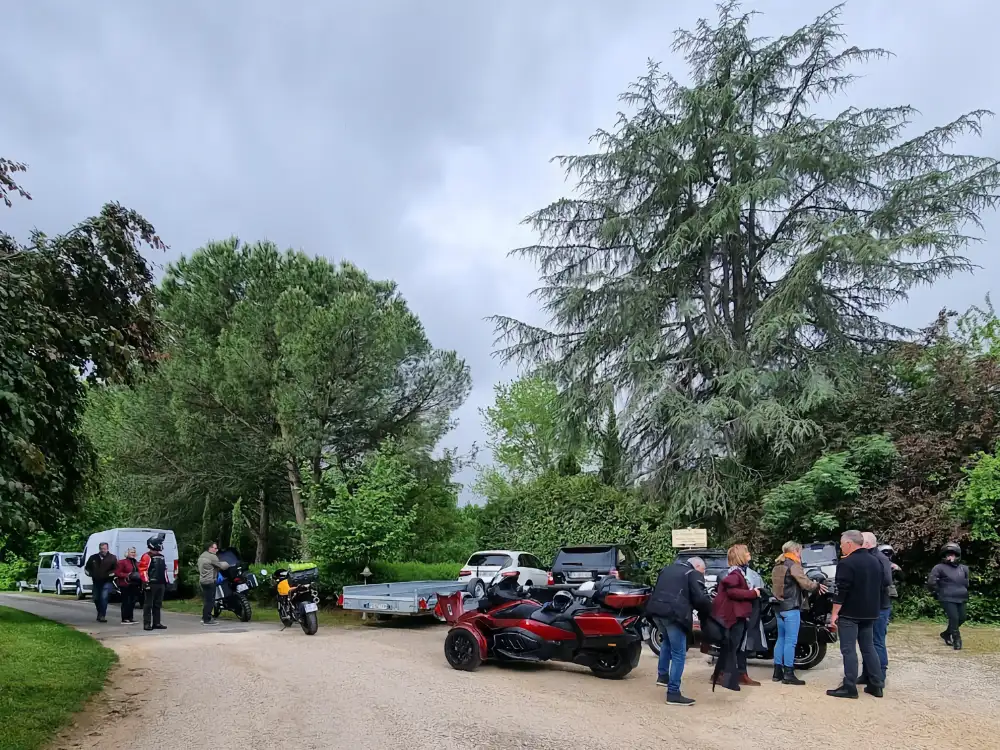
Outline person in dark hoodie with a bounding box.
[645,555,714,706]
[927,543,970,650]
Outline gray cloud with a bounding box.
[3,1,997,503]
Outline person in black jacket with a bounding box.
[927,543,970,650]
[827,530,888,699]
[645,556,714,706]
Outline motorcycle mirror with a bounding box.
[260,569,268,576]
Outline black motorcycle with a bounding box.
[211,548,260,623]
[644,570,837,670]
[260,565,320,635]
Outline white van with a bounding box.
[79,528,179,600]
[35,552,86,595]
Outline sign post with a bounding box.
[671,528,708,548]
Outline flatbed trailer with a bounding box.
[340,579,479,618]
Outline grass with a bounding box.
[160,597,363,627]
[0,607,118,750]
[891,620,1000,655]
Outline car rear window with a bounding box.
[466,554,512,568]
[554,547,616,568]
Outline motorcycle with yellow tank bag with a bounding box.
[259,563,320,635]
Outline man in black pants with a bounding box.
[139,534,169,632]
[828,530,886,699]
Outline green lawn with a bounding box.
[161,597,363,626]
[0,607,117,750]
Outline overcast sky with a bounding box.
[4,1,997,503]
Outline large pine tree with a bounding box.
[493,2,1000,520]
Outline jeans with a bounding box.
[941,601,967,638]
[873,606,891,671]
[120,586,139,622]
[202,584,217,623]
[143,583,165,628]
[774,609,801,667]
[838,617,883,690]
[653,618,688,695]
[93,581,112,619]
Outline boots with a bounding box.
[940,630,953,646]
[953,634,963,650]
[782,667,805,686]
[772,664,784,682]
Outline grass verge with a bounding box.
[160,598,363,627]
[0,606,117,750]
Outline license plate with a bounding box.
[568,572,592,580]
[236,583,248,593]
[302,602,318,613]
[375,603,391,611]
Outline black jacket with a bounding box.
[834,549,886,620]
[645,560,713,632]
[927,561,970,604]
[85,552,118,583]
[870,548,895,609]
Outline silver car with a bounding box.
[35,552,87,596]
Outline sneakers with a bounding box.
[201,620,219,626]
[121,620,137,625]
[153,624,167,630]
[666,693,696,706]
[96,616,107,623]
[655,676,669,688]
[864,685,884,698]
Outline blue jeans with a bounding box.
[774,609,801,667]
[654,619,688,695]
[873,606,891,672]
[93,581,112,618]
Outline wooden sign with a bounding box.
[671,528,708,548]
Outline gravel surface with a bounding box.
[29,612,997,750]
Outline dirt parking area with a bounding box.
[44,618,1000,750]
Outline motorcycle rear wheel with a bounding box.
[300,610,319,635]
[644,618,663,656]
[590,645,637,680]
[794,641,826,670]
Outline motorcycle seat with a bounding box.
[529,606,573,627]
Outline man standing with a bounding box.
[645,555,714,706]
[139,533,169,632]
[197,542,230,626]
[860,532,894,683]
[828,530,885,699]
[84,543,118,623]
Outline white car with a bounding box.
[35,552,86,596]
[458,550,548,591]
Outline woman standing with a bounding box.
[711,544,761,691]
[771,541,823,684]
[114,547,141,625]
[927,543,970,651]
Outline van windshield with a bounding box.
[62,555,83,567]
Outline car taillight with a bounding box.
[459,570,471,577]
[418,598,428,611]
[547,572,554,585]
[173,560,179,577]
[501,570,519,578]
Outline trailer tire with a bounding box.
[465,577,486,599]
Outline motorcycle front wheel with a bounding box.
[234,594,252,623]
[300,610,319,635]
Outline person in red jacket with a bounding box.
[113,547,142,625]
[710,544,761,692]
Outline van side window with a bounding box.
[39,556,52,569]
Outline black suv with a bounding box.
[675,548,730,592]
[550,544,645,585]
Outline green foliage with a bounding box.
[306,442,418,574]
[370,560,464,583]
[478,472,678,572]
[953,447,1000,542]
[761,434,897,540]
[0,606,118,750]
[491,2,1000,525]
[1,169,163,549]
[481,374,586,480]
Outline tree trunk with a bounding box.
[200,495,212,550]
[255,489,269,564]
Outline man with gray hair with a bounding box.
[646,554,714,706]
[860,532,894,682]
[827,530,885,699]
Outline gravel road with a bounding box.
[4,595,997,750]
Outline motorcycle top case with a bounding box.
[288,566,319,586]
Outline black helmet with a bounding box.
[147,532,166,551]
[877,543,894,559]
[941,542,962,559]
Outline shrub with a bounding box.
[370,560,463,583]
